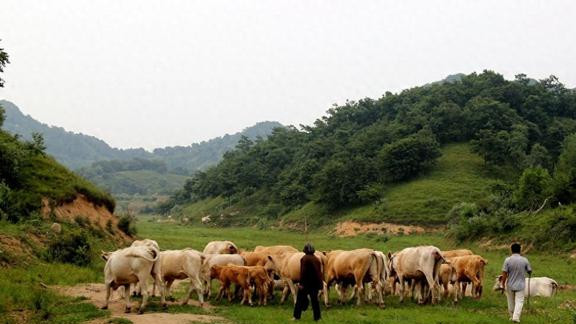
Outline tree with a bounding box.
[526,144,551,170]
[554,134,576,203]
[471,130,510,166]
[377,133,441,182]
[514,167,552,210]
[0,40,10,126]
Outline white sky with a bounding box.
[1,0,575,150]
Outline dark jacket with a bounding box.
[300,254,323,290]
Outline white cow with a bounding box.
[101,245,160,313]
[391,245,445,304]
[156,249,207,307]
[202,254,246,298]
[493,276,558,297]
[130,239,161,296]
[203,241,239,254]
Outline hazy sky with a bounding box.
[1,1,575,150]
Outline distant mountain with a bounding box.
[1,100,150,169]
[1,99,283,196]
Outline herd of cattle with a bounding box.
[100,239,559,314]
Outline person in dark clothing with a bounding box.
[293,243,323,321]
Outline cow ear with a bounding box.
[387,252,392,259]
[322,251,327,256]
[267,255,273,261]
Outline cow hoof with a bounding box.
[378,304,386,309]
[124,307,131,313]
[101,305,108,310]
[138,308,144,315]
[162,303,168,309]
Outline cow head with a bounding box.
[264,255,279,278]
[493,275,504,291]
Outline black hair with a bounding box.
[303,243,315,255]
[511,242,521,254]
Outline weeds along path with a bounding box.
[55,283,227,324]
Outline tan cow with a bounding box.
[254,245,298,255]
[391,246,445,304]
[442,249,474,259]
[438,263,458,302]
[276,251,328,305]
[156,249,206,307]
[324,249,383,306]
[203,241,239,254]
[449,255,487,299]
[202,254,246,298]
[101,245,160,313]
[226,265,274,306]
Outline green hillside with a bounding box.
[162,71,576,249]
[170,143,496,226]
[87,169,188,195]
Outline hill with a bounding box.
[162,71,576,250]
[1,99,151,169]
[1,99,282,173]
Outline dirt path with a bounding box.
[55,283,228,324]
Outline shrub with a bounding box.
[45,231,92,266]
[378,134,441,182]
[117,214,137,236]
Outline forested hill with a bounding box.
[162,71,576,250]
[1,100,150,169]
[1,100,282,172]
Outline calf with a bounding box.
[438,263,458,302]
[202,254,246,298]
[211,265,254,305]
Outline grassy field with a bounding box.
[1,218,574,323]
[132,219,576,324]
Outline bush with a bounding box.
[117,214,137,236]
[378,133,441,182]
[45,231,92,266]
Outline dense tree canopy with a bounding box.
[163,71,576,216]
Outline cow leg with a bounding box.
[138,277,150,314]
[422,271,438,304]
[285,280,298,305]
[322,281,329,307]
[102,282,112,310]
[280,284,290,304]
[183,274,204,306]
[398,275,405,303]
[123,284,132,313]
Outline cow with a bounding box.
[438,263,458,302]
[276,251,328,305]
[391,245,445,304]
[203,241,239,254]
[229,265,274,305]
[337,250,390,305]
[129,239,161,296]
[493,276,558,297]
[202,254,246,298]
[449,255,487,299]
[156,249,206,307]
[101,245,160,314]
[442,249,474,259]
[254,245,298,255]
[324,249,383,306]
[210,264,255,305]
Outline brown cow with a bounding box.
[211,265,254,305]
[449,255,488,299]
[227,265,274,305]
[442,249,474,259]
[324,249,383,306]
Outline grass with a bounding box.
[134,219,576,324]
[348,143,497,224]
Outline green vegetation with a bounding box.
[161,71,576,250]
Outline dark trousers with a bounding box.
[293,287,321,321]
